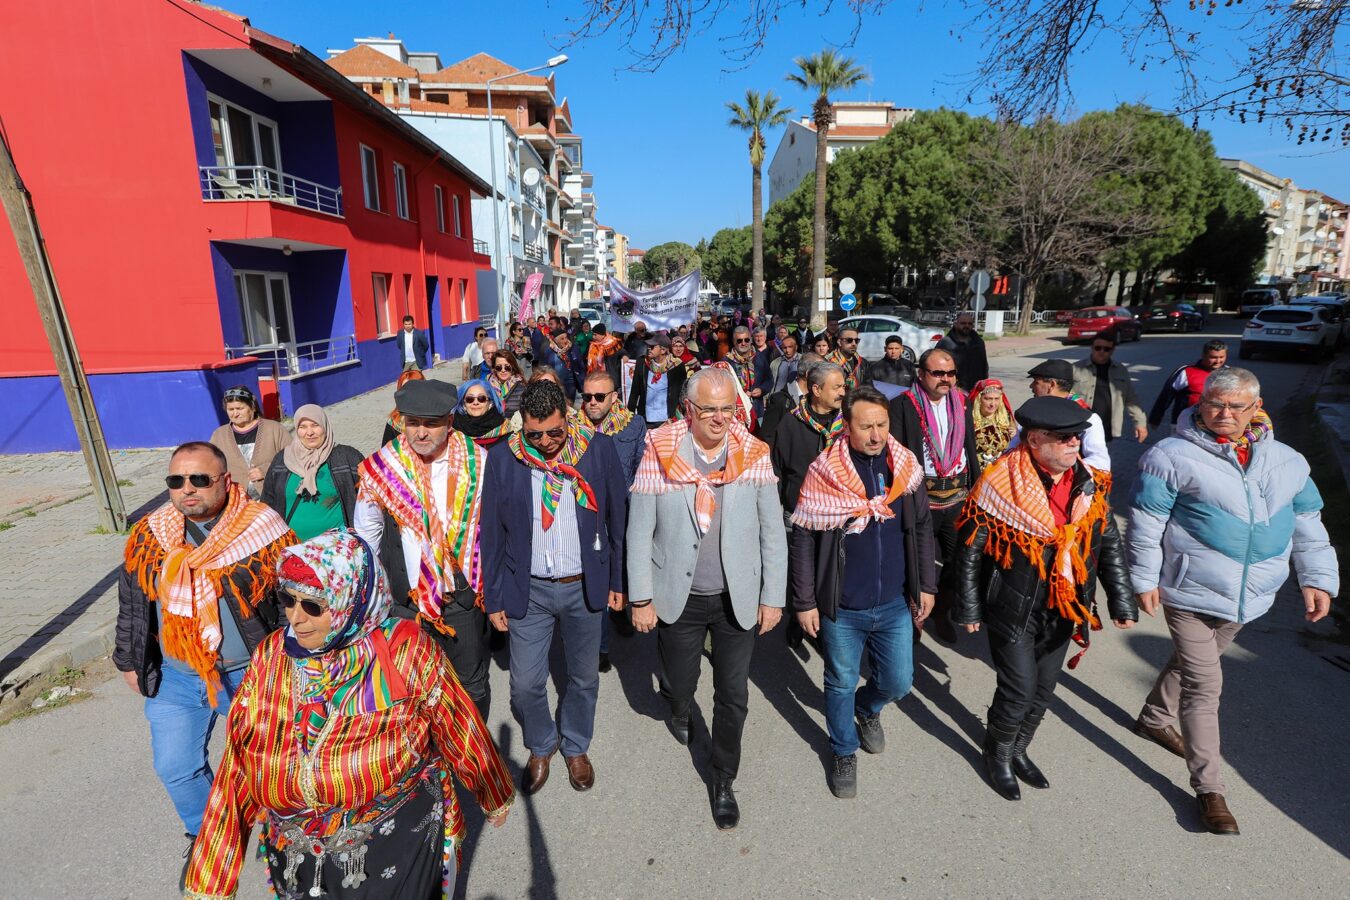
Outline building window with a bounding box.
[452,194,463,237]
[232,271,294,348]
[393,162,409,219]
[361,145,381,211]
[207,96,282,193]
[372,273,395,335]
[434,185,446,233]
[459,278,470,322]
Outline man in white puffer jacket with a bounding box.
[1126,367,1337,837]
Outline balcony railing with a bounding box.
[524,244,546,263]
[225,335,357,379]
[523,186,545,210]
[200,166,343,217]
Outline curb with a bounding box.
[0,614,118,713]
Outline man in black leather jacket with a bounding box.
[953,396,1136,801]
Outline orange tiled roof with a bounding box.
[426,52,549,86]
[326,44,420,79]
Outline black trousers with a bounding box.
[929,501,963,625]
[657,591,755,781]
[986,608,1075,733]
[424,591,491,721]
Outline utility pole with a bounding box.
[0,124,126,532]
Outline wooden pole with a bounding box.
[0,124,127,532]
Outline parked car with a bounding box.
[577,307,603,326]
[1238,288,1284,317]
[1239,305,1339,360]
[1296,295,1350,348]
[1066,306,1142,343]
[838,314,945,362]
[1053,308,1079,324]
[711,296,750,318]
[1138,302,1205,333]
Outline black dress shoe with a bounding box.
[712,780,739,829]
[666,714,691,746]
[598,652,612,673]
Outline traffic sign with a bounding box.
[968,269,991,296]
[839,293,857,312]
[839,277,856,295]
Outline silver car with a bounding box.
[838,314,945,362]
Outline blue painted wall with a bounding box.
[210,244,350,348]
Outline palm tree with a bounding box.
[727,89,792,315]
[786,49,868,328]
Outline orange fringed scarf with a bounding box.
[125,487,294,701]
[957,446,1112,665]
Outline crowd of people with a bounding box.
[112,307,1339,899]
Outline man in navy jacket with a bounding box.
[481,381,627,796]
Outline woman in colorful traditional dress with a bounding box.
[970,378,1017,470]
[182,530,513,900]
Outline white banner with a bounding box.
[608,270,700,332]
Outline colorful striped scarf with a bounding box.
[357,434,486,629]
[791,435,922,534]
[596,402,635,437]
[137,485,293,699]
[278,532,404,752]
[508,420,598,530]
[790,397,845,451]
[958,445,1112,666]
[906,385,968,477]
[826,349,865,390]
[587,333,622,373]
[632,418,776,535]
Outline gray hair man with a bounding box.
[1129,367,1337,835]
[626,366,786,830]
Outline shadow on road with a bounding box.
[749,630,829,772]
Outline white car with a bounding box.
[1297,295,1350,349]
[577,307,603,326]
[1238,288,1284,318]
[1239,305,1339,360]
[838,314,945,362]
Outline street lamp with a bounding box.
[486,54,569,338]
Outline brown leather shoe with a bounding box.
[564,753,594,791]
[522,751,554,795]
[1197,792,1240,835]
[1133,717,1187,758]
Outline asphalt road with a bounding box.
[2,317,1347,899]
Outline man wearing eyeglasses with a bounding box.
[627,367,787,829]
[1071,333,1147,443]
[826,326,870,391]
[355,378,495,718]
[481,381,628,797]
[954,396,1136,802]
[1128,367,1336,835]
[888,348,979,643]
[116,441,295,872]
[1009,360,1110,471]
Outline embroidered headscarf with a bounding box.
[971,379,1016,468]
[282,404,336,496]
[791,434,923,533]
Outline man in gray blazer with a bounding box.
[627,367,788,831]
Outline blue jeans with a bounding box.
[144,664,246,834]
[509,578,601,758]
[818,597,914,757]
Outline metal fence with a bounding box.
[199,165,343,217]
[473,238,490,255]
[225,335,358,379]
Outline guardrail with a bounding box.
[225,335,357,379]
[200,166,343,217]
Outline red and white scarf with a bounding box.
[632,418,776,534]
[791,435,923,534]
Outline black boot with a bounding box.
[712,779,740,829]
[1012,712,1050,789]
[983,722,1021,801]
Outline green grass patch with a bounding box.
[0,521,13,532]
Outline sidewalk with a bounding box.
[0,363,461,708]
[0,330,1074,709]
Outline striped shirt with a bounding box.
[530,468,584,577]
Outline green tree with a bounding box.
[763,175,815,306]
[1166,168,1268,301]
[786,49,868,328]
[641,241,702,284]
[702,226,754,296]
[727,89,793,313]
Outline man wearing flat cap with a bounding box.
[1008,360,1111,471]
[354,377,494,717]
[954,395,1136,801]
[627,331,688,429]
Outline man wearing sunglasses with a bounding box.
[627,367,786,830]
[481,381,628,797]
[115,441,294,873]
[954,395,1136,802]
[1071,333,1148,443]
[826,326,870,391]
[1009,360,1110,471]
[355,379,494,718]
[627,332,687,429]
[726,325,771,418]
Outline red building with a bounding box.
[0,1,494,452]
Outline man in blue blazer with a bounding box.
[398,315,430,371]
[481,380,627,795]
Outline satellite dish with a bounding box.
[522,167,542,187]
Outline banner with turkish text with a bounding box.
[608,270,700,332]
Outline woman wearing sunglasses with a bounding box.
[486,349,526,416]
[183,530,514,899]
[209,385,288,499]
[506,321,532,364]
[452,378,510,448]
[261,404,364,541]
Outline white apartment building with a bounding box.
[767,101,914,206]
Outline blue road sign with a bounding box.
[839,293,857,311]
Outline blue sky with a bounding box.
[228,1,1348,250]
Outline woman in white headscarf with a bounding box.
[261,404,365,540]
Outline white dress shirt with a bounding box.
[353,442,451,588]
